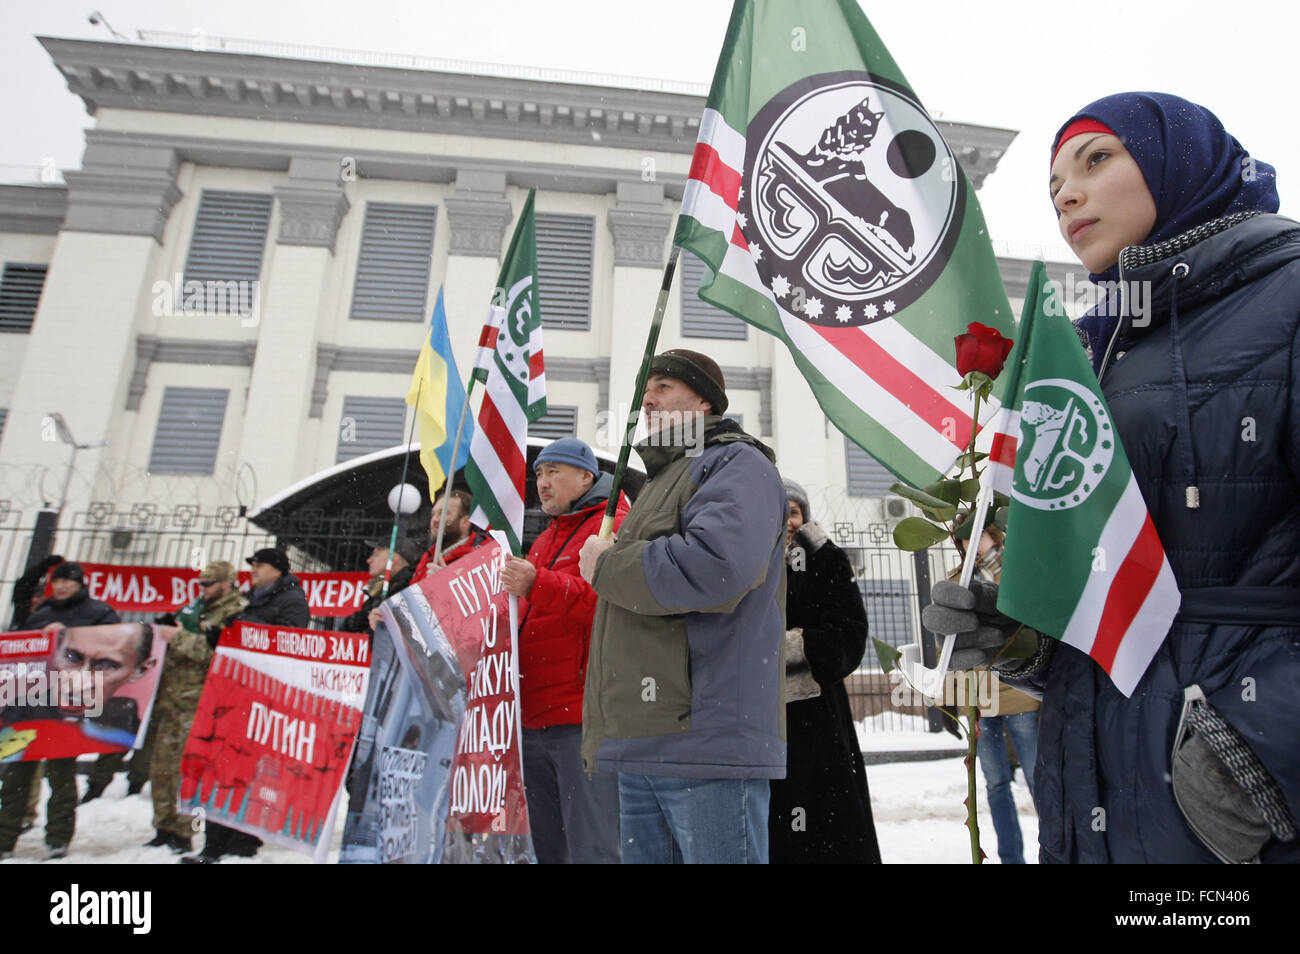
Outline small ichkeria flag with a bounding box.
[988,262,1181,696]
[463,189,547,555]
[675,0,1015,487]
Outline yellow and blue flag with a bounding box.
[406,287,473,497]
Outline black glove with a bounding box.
[154,612,178,626]
[922,579,1022,671]
[38,554,65,571]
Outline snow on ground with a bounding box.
[2,721,1037,864]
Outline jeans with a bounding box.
[618,773,770,864]
[976,712,1039,864]
[522,725,620,864]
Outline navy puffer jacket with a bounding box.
[1026,213,1300,863]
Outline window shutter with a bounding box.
[0,263,49,334]
[845,435,895,497]
[337,396,408,462]
[148,387,229,475]
[536,213,593,330]
[182,191,273,291]
[531,405,578,440]
[349,202,438,322]
[681,251,747,339]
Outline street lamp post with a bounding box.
[23,412,108,572]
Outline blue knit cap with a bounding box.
[1051,92,1280,369]
[535,437,598,476]
[1052,92,1278,281]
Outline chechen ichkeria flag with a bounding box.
[675,0,1014,487]
[987,262,1180,696]
[463,189,547,555]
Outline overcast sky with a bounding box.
[3,0,1298,253]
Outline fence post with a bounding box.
[23,507,60,572]
[912,549,944,733]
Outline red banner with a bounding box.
[179,622,370,860]
[409,542,529,837]
[64,563,371,617]
[0,624,166,761]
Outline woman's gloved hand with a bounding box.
[922,579,1028,670]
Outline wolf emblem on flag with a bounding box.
[1014,380,1115,509]
[741,73,964,326]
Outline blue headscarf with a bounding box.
[1050,92,1280,370]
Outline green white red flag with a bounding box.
[674,0,1014,487]
[989,262,1180,696]
[464,189,546,555]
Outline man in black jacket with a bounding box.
[343,537,419,636]
[181,548,309,864]
[0,561,119,860]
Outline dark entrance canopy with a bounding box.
[247,438,646,572]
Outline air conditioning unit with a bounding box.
[883,495,910,523]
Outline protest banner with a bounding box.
[179,622,370,861]
[340,540,532,864]
[57,563,370,618]
[339,606,463,865]
[0,623,166,761]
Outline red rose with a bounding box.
[954,322,1013,379]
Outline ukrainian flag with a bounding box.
[406,287,473,497]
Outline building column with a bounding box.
[771,344,833,490]
[442,170,513,365]
[237,156,349,497]
[605,181,672,449]
[0,142,180,512]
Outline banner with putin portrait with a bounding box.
[0,623,166,763]
[179,622,370,862]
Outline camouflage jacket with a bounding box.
[158,587,247,705]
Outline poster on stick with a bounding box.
[179,622,370,861]
[339,597,464,865]
[0,623,166,762]
[340,540,533,864]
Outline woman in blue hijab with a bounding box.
[940,92,1300,863]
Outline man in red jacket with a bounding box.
[500,438,627,864]
[411,489,491,584]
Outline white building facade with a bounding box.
[0,36,1077,644]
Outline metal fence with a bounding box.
[0,503,405,630]
[1,506,957,732]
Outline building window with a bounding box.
[349,202,438,322]
[680,251,747,339]
[182,191,273,296]
[536,213,594,331]
[148,387,229,475]
[530,405,578,440]
[337,396,408,463]
[845,436,895,497]
[724,412,744,429]
[0,263,49,334]
[0,407,7,442]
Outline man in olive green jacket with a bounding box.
[145,560,246,853]
[579,350,787,864]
